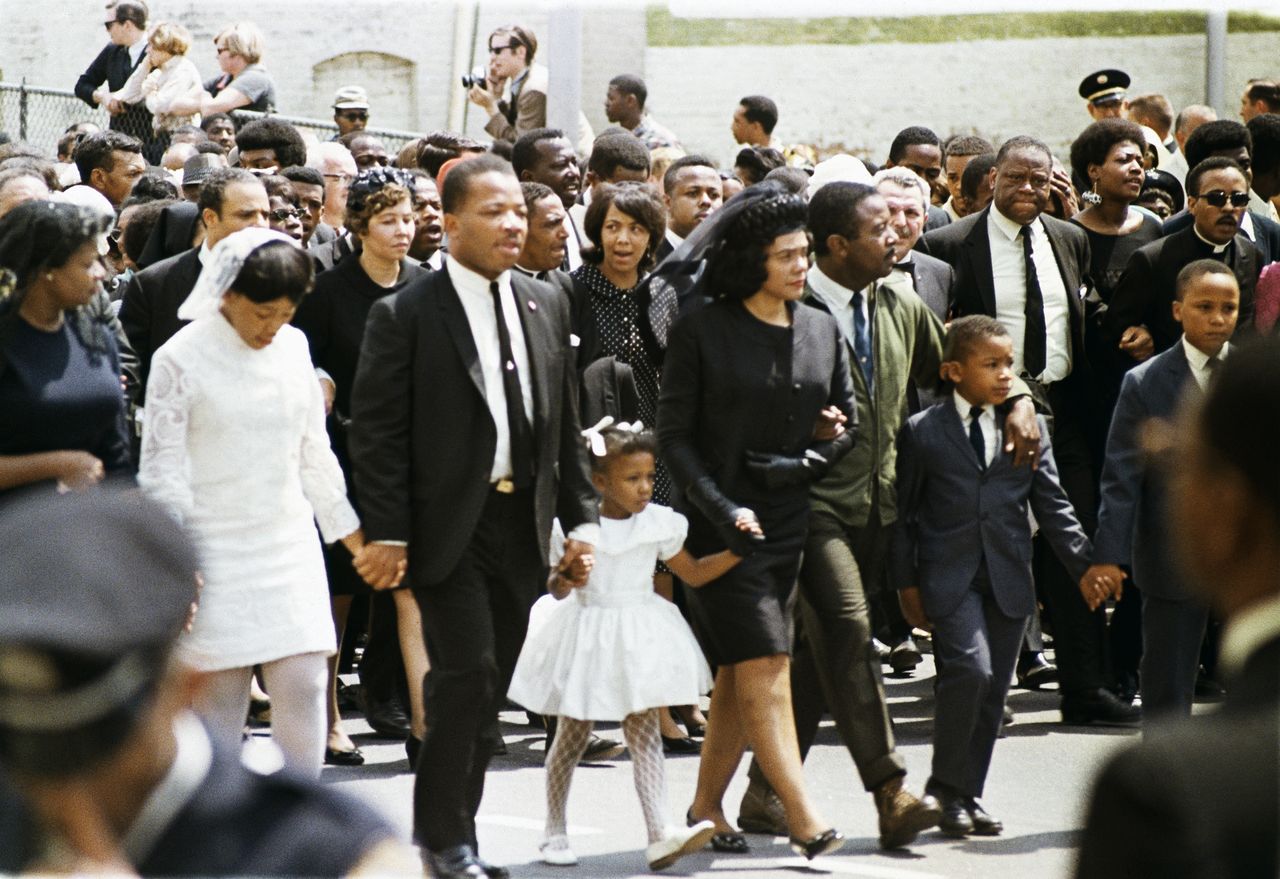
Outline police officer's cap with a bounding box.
[0,488,198,776]
[1079,69,1131,105]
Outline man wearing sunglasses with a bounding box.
[74,1,157,162]
[468,25,547,144]
[333,85,370,138]
[1106,157,1263,359]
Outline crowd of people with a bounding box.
[0,1,1277,876]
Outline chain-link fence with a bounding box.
[0,80,423,162]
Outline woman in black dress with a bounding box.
[0,202,127,499]
[1069,118,1162,705]
[657,183,855,859]
[293,168,428,765]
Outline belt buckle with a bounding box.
[494,478,515,494]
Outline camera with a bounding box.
[461,67,487,90]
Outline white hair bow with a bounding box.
[580,416,645,457]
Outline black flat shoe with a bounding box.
[686,809,749,853]
[789,828,845,860]
[662,734,701,754]
[324,745,364,766]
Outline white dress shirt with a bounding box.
[664,227,684,252]
[565,206,586,271]
[807,263,872,358]
[1192,225,1230,254]
[955,390,998,466]
[987,208,1072,383]
[447,255,534,483]
[1181,335,1229,391]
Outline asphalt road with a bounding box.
[249,652,1146,878]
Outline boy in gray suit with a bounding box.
[892,316,1105,837]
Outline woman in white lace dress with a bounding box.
[139,228,393,776]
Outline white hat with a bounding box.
[807,154,873,199]
[54,185,115,255]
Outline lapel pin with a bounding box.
[528,300,537,311]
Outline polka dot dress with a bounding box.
[572,262,670,506]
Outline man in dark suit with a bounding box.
[1104,158,1261,359]
[1075,338,1280,879]
[656,155,723,265]
[74,1,157,163]
[119,168,269,396]
[1161,118,1280,264]
[1087,261,1239,720]
[920,135,1138,725]
[349,155,598,879]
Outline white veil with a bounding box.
[177,227,300,321]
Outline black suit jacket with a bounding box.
[1075,634,1280,879]
[118,248,202,399]
[920,207,1095,399]
[1163,208,1280,265]
[1103,227,1261,355]
[522,267,599,370]
[74,42,154,154]
[901,252,955,322]
[348,267,598,585]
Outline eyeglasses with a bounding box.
[270,207,302,222]
[337,111,368,121]
[323,173,353,185]
[103,20,118,31]
[488,43,518,55]
[1198,190,1250,208]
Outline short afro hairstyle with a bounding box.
[1246,113,1280,180]
[1069,118,1147,184]
[586,132,650,181]
[608,74,648,110]
[662,154,717,195]
[808,181,879,256]
[234,119,307,170]
[944,134,995,161]
[1186,156,1247,197]
[704,181,808,301]
[1184,120,1252,171]
[441,153,516,215]
[511,128,570,177]
[888,126,941,164]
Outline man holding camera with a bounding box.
[468,25,547,144]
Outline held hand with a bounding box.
[1119,326,1155,362]
[1079,564,1127,611]
[468,85,498,114]
[1004,397,1042,471]
[560,539,595,587]
[52,451,105,491]
[354,543,407,590]
[898,587,932,632]
[319,377,336,416]
[734,508,764,539]
[812,405,847,441]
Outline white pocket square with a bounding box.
[569,333,581,348]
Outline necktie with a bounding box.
[1019,225,1047,379]
[1205,355,1222,385]
[490,281,534,487]
[969,405,987,469]
[851,289,874,394]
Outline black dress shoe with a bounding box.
[789,827,844,860]
[582,734,625,761]
[1061,688,1141,726]
[323,745,365,766]
[363,696,411,739]
[427,845,487,879]
[662,734,701,754]
[1015,652,1058,689]
[935,792,973,838]
[889,638,923,674]
[964,798,1002,835]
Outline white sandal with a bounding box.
[540,835,578,866]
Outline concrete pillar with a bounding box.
[545,8,582,140]
[1205,9,1228,115]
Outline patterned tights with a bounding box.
[543,709,668,844]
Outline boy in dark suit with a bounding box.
[1084,260,1239,721]
[893,316,1105,837]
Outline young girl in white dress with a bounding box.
[508,421,761,871]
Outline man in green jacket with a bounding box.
[739,180,1041,849]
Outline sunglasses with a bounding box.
[338,111,368,121]
[1198,190,1250,208]
[103,20,118,30]
[488,43,519,55]
[270,207,302,222]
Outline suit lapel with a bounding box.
[435,270,487,402]
[965,209,998,317]
[1152,343,1194,405]
[510,275,551,438]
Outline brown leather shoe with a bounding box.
[737,778,788,836]
[874,776,942,849]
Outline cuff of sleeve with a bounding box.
[372,540,408,547]
[316,368,334,385]
[566,523,600,545]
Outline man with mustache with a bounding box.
[1105,157,1262,360]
